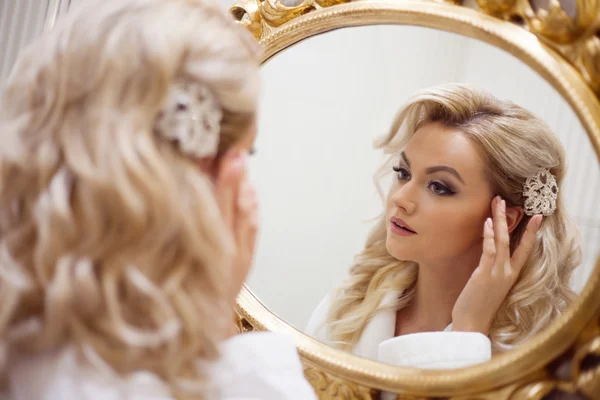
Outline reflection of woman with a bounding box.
[0,0,315,399]
[307,84,580,368]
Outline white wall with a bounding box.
[248,25,600,330]
[0,0,49,85]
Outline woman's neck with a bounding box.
[395,257,477,336]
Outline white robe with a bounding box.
[1,332,317,400]
[306,290,492,369]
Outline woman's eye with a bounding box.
[428,181,453,196]
[393,166,411,181]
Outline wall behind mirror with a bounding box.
[0,0,234,85]
[247,25,600,331]
[0,0,48,84]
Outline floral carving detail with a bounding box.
[304,366,374,400]
[524,0,598,43]
[580,34,600,94]
[506,316,600,400]
[231,0,600,95]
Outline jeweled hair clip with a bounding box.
[523,169,558,216]
[154,81,223,159]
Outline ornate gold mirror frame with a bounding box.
[231,1,600,398]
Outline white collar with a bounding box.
[352,290,400,359]
[352,291,452,360]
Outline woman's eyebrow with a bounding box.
[401,151,465,184]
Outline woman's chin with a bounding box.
[385,240,417,262]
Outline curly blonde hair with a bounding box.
[326,83,581,354]
[0,0,260,397]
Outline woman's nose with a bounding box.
[391,183,416,214]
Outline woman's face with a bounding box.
[385,122,495,266]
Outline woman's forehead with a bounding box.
[405,123,488,180]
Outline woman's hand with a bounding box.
[451,196,543,335]
[214,150,259,308]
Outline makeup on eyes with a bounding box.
[428,180,455,196]
[393,163,457,196]
[399,151,465,185]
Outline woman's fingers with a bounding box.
[235,178,258,251]
[492,196,510,272]
[453,200,543,337]
[511,214,543,271]
[229,177,259,301]
[216,151,245,231]
[479,217,496,273]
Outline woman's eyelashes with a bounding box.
[392,165,456,196]
[428,180,455,196]
[393,165,410,180]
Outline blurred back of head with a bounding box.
[0,0,260,397]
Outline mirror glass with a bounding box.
[247,25,600,365]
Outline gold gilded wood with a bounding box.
[236,254,600,399]
[304,362,375,400]
[231,0,600,95]
[233,1,600,399]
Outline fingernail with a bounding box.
[238,196,250,210]
[238,187,254,210]
[500,200,506,213]
[234,152,247,168]
[486,217,493,229]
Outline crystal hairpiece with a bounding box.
[523,169,558,216]
[153,81,222,159]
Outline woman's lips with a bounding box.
[390,217,417,236]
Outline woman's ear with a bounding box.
[506,205,525,234]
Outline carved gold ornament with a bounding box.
[232,0,600,96]
[232,0,600,399]
[236,255,600,399]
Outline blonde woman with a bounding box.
[0,0,316,399]
[307,84,580,370]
